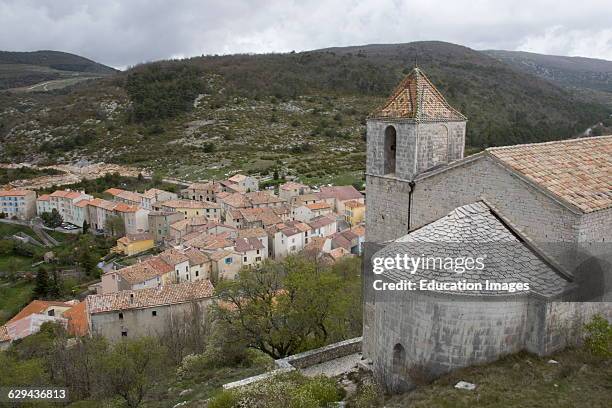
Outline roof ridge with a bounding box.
[486,135,612,151]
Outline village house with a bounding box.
[86,198,149,235]
[183,247,212,281]
[227,207,283,229]
[101,257,174,293]
[293,202,333,222]
[307,215,337,238]
[226,173,259,192]
[156,199,221,221]
[43,190,93,226]
[115,233,155,256]
[104,188,143,207]
[141,188,178,210]
[35,194,52,215]
[237,227,269,254]
[278,181,311,201]
[317,185,364,213]
[181,181,223,202]
[267,220,311,259]
[234,236,267,266]
[160,248,192,283]
[87,280,214,342]
[147,210,184,242]
[344,200,365,226]
[0,300,87,348]
[246,191,286,209]
[0,189,36,220]
[210,250,242,281]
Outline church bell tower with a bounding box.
[365,67,467,242]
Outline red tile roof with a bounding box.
[87,280,215,314]
[487,135,612,213]
[8,300,75,324]
[63,302,88,336]
[318,186,363,201]
[0,189,34,197]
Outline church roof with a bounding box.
[377,201,572,297]
[370,67,466,122]
[487,135,612,213]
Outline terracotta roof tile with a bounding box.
[371,67,466,122]
[87,280,214,314]
[0,189,33,197]
[488,135,612,213]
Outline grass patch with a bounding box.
[384,347,612,408]
[0,279,33,324]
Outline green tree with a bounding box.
[76,235,99,277]
[34,267,50,298]
[215,256,361,358]
[99,337,170,408]
[105,215,125,238]
[41,208,63,228]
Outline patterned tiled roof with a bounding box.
[237,227,267,239]
[318,186,363,201]
[234,237,265,253]
[162,199,219,209]
[114,258,173,285]
[378,202,571,297]
[183,248,210,266]
[87,280,214,314]
[371,67,466,122]
[308,215,336,230]
[160,249,190,265]
[0,325,9,342]
[487,135,612,213]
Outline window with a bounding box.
[225,257,232,264]
[384,125,397,175]
[195,271,199,277]
[47,309,55,317]
[152,310,157,317]
[244,256,247,262]
[121,330,128,337]
[118,312,124,320]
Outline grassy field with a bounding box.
[0,279,33,324]
[383,347,612,408]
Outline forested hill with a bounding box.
[126,41,609,147]
[0,50,117,90]
[0,41,609,184]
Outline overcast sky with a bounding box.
[1,0,611,69]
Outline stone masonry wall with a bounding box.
[371,290,530,392]
[367,120,418,180]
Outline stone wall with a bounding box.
[369,290,530,392]
[89,299,210,342]
[223,337,363,390]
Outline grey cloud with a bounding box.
[0,0,611,69]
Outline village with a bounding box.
[0,174,365,346]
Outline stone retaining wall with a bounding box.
[223,337,362,389]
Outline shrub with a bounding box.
[208,390,240,408]
[584,314,612,358]
[290,375,341,407]
[351,379,384,408]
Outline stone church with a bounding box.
[363,67,612,391]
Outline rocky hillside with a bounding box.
[0,42,609,186]
[485,49,612,106]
